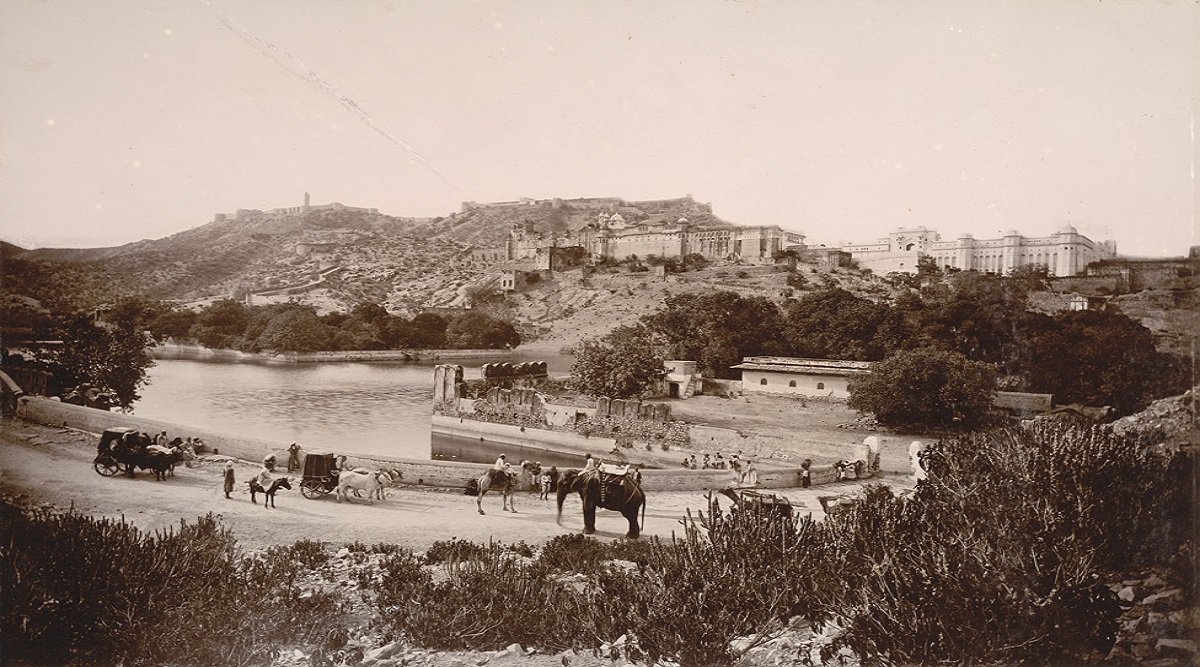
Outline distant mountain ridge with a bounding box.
[0,194,746,315]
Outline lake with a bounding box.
[133,354,573,461]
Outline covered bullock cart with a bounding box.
[300,451,340,499]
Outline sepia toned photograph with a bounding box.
[0,1,1195,665]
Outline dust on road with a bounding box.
[0,419,910,552]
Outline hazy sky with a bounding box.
[1,1,1196,256]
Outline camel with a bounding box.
[476,460,538,515]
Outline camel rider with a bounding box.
[491,454,508,483]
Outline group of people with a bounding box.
[681,452,737,470]
[150,430,204,454]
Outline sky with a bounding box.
[0,1,1196,257]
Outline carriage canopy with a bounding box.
[302,451,337,479]
[97,427,139,455]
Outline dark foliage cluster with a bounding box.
[113,298,519,353]
[570,324,665,398]
[0,505,346,666]
[363,422,1191,666]
[3,310,156,409]
[637,275,1189,418]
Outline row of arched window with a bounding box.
[759,377,824,390]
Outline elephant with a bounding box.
[556,469,645,539]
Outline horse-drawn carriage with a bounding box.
[300,451,340,499]
[92,427,189,480]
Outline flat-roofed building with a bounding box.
[730,356,873,399]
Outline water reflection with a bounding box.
[134,355,572,460]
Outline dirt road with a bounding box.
[0,419,910,552]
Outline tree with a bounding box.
[444,312,520,349]
[39,314,155,410]
[571,325,665,399]
[254,309,340,352]
[848,349,997,429]
[642,291,786,378]
[781,288,898,360]
[188,299,251,349]
[407,313,448,348]
[1013,309,1189,416]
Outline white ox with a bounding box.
[336,470,388,504]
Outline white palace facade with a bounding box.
[840,225,1117,277]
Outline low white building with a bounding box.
[730,356,872,399]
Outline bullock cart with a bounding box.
[92,427,141,476]
[300,451,339,499]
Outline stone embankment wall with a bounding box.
[152,344,511,364]
[431,364,880,488]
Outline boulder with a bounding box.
[1142,588,1183,609]
[1156,638,1197,657]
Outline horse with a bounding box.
[248,477,292,508]
[475,460,538,515]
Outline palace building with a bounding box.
[839,225,1117,277]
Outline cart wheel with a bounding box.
[94,458,122,477]
[301,481,323,499]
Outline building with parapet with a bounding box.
[216,193,378,222]
[839,226,1117,277]
[485,216,803,267]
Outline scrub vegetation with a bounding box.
[2,421,1190,666]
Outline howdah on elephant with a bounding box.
[556,469,645,539]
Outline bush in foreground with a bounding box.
[0,505,346,666]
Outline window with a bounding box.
[788,380,796,387]
[816,382,825,390]
[760,378,768,385]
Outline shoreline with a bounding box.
[149,343,515,364]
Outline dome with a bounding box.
[609,213,625,224]
[1057,224,1078,235]
[958,232,974,239]
[1004,229,1020,237]
[677,217,689,224]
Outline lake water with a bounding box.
[133,354,573,461]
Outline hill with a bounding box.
[0,195,747,319]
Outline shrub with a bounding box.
[0,504,348,666]
[811,423,1190,664]
[370,545,585,651]
[537,533,609,573]
[290,538,330,569]
[424,537,488,564]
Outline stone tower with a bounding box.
[303,192,310,211]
